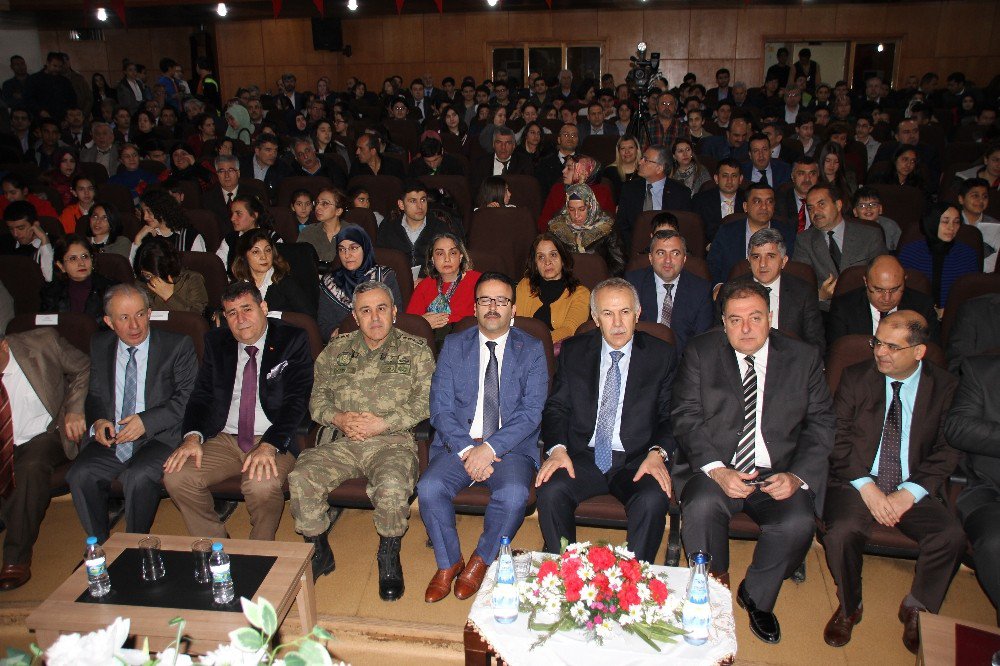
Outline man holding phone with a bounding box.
[67,284,197,543]
[671,281,835,644]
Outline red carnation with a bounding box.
[537,560,559,581]
[649,578,669,605]
[619,582,641,611]
[620,558,642,582]
[587,546,616,571]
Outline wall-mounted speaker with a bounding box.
[311,18,343,52]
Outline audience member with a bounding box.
[406,233,482,346]
[549,183,624,277]
[133,237,209,315]
[230,228,313,316]
[514,233,591,345]
[87,202,133,258]
[897,203,979,312]
[40,235,117,320]
[708,182,795,287]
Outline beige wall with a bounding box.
[35,0,1000,103]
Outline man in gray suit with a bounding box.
[66,284,197,543]
[792,184,887,310]
[79,122,120,178]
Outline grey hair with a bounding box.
[214,154,239,170]
[352,280,395,309]
[648,145,671,169]
[589,277,640,316]
[747,228,787,257]
[292,136,316,152]
[732,81,747,90]
[493,125,516,141]
[103,282,151,315]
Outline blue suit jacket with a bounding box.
[741,158,792,188]
[430,325,548,463]
[626,267,714,354]
[707,218,797,286]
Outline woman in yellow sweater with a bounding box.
[515,232,591,351]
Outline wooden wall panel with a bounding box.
[688,9,738,61]
[735,6,786,60]
[382,15,426,65]
[421,15,468,63]
[599,9,643,65]
[642,10,690,61]
[936,1,995,57]
[507,12,553,42]
[834,4,888,35]
[783,6,838,37]
[342,18,384,65]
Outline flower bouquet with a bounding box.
[519,540,686,651]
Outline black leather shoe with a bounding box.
[303,529,335,581]
[107,498,125,530]
[377,536,405,602]
[737,581,781,644]
[214,499,239,523]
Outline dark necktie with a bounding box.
[115,346,138,463]
[226,191,234,205]
[482,341,500,442]
[594,351,624,474]
[827,230,842,271]
[0,374,14,499]
[876,381,904,495]
[238,346,258,453]
[758,169,769,187]
[797,200,807,232]
[660,283,674,326]
[499,159,509,175]
[732,355,757,473]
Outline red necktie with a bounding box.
[237,346,258,453]
[0,375,15,498]
[797,200,807,232]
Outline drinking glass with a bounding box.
[139,536,166,581]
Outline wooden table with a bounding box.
[25,533,316,653]
[917,612,1000,665]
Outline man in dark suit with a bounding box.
[827,255,938,347]
[536,278,676,563]
[533,124,580,201]
[946,294,1000,373]
[872,118,940,187]
[793,184,887,310]
[821,311,964,654]
[239,134,286,205]
[707,182,795,287]
[626,230,713,354]
[349,132,407,181]
[66,284,197,544]
[946,355,1000,624]
[163,281,314,541]
[697,117,750,162]
[616,145,692,253]
[774,157,820,233]
[290,137,348,189]
[692,158,746,242]
[0,327,89,590]
[407,136,466,178]
[578,102,619,140]
[735,228,825,352]
[742,133,792,188]
[672,281,835,643]
[419,273,548,603]
[203,156,268,234]
[468,127,534,196]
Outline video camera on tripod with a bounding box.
[625,42,662,146]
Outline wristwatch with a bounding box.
[648,446,669,463]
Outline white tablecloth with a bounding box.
[467,555,737,666]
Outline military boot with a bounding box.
[377,536,404,601]
[304,527,335,581]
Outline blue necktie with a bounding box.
[594,350,624,474]
[482,341,500,443]
[116,347,137,463]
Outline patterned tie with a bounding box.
[594,351,624,474]
[0,374,15,498]
[660,283,674,326]
[237,346,258,453]
[876,381,904,495]
[115,347,138,463]
[797,200,807,232]
[732,355,757,473]
[643,183,654,211]
[482,341,500,443]
[827,230,842,271]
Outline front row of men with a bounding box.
[0,267,994,653]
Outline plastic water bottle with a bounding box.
[492,536,519,624]
[210,542,235,604]
[683,551,712,645]
[84,536,111,597]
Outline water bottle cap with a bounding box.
[693,552,708,565]
[500,536,511,545]
[86,536,98,545]
[212,542,223,551]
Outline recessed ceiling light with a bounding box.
[96,7,108,21]
[216,3,228,17]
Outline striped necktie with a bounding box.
[732,355,757,473]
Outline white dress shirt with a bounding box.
[223,328,272,437]
[18,238,54,282]
[586,337,633,453]
[463,330,510,456]
[4,352,52,446]
[868,303,897,334]
[258,267,275,300]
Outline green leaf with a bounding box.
[168,617,184,627]
[624,624,662,652]
[527,618,560,632]
[259,599,278,637]
[241,598,263,630]
[559,536,569,554]
[29,645,43,657]
[0,648,31,666]
[283,655,307,666]
[230,627,265,652]
[295,639,333,665]
[311,625,333,641]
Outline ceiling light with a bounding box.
[347,0,358,9]
[96,7,107,21]
[216,3,228,16]
[876,43,884,53]
[487,0,499,6]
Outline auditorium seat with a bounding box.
[467,207,536,278]
[0,256,44,314]
[6,312,97,355]
[419,175,473,231]
[347,175,403,218]
[268,207,301,244]
[187,209,222,253]
[504,175,542,220]
[96,182,134,214]
[372,246,414,307]
[342,208,379,242]
[571,252,610,290]
[94,252,136,285]
[831,264,932,298]
[276,176,335,209]
[179,251,228,312]
[939,273,1000,347]
[276,311,325,360]
[632,210,706,259]
[149,310,210,363]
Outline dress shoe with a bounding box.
[454,554,489,600]
[425,558,464,603]
[214,499,239,523]
[736,581,781,644]
[898,603,922,654]
[377,536,404,602]
[107,498,126,531]
[824,604,863,647]
[0,563,31,591]
[303,528,335,581]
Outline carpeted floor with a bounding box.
[0,496,995,664]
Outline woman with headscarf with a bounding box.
[225,104,253,146]
[537,155,616,232]
[168,145,216,192]
[318,225,403,340]
[897,202,980,313]
[547,183,625,276]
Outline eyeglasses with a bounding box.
[475,296,512,307]
[866,285,903,298]
[64,253,91,262]
[869,336,920,353]
[855,202,880,209]
[217,168,239,176]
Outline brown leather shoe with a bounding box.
[424,558,464,603]
[824,604,863,647]
[899,603,922,654]
[454,554,489,600]
[0,563,31,591]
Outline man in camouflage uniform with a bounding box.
[289,281,434,600]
